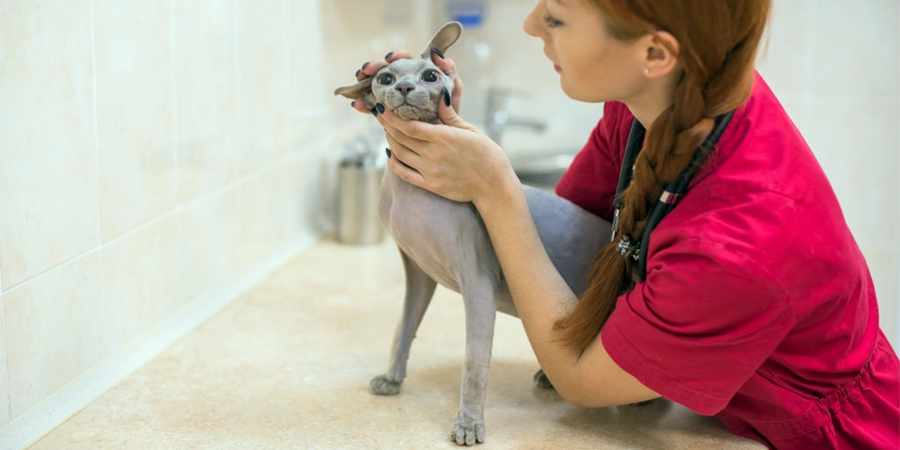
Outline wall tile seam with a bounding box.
[285,0,291,130]
[90,0,102,254]
[2,283,7,423]
[0,141,323,297]
[232,0,239,187]
[170,0,180,229]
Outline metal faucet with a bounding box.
[484,86,547,146]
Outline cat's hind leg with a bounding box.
[370,247,437,395]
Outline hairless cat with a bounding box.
[334,22,611,446]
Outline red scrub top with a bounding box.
[555,72,900,449]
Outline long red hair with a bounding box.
[552,0,772,357]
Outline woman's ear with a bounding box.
[643,31,680,79]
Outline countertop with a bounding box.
[30,237,765,450]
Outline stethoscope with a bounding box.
[610,111,734,283]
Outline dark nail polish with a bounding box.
[350,100,356,108]
[361,61,370,71]
[355,69,361,79]
[430,47,444,59]
[385,148,392,158]
[375,103,385,114]
[442,88,451,107]
[384,51,394,61]
[371,107,379,117]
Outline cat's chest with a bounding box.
[379,170,477,292]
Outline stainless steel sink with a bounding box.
[509,151,575,190]
[481,86,577,191]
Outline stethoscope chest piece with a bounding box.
[611,111,734,282]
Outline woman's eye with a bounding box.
[543,14,563,28]
[378,73,395,85]
[421,70,439,83]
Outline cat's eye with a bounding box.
[378,73,395,85]
[421,69,440,83]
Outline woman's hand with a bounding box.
[350,49,464,113]
[376,99,518,205]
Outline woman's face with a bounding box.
[523,0,648,103]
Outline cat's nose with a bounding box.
[394,81,416,95]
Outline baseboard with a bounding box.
[0,233,319,450]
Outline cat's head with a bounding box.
[333,21,463,122]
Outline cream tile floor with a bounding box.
[29,237,763,450]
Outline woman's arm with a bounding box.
[474,175,660,408]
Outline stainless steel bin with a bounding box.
[337,158,385,245]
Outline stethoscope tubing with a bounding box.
[613,111,734,281]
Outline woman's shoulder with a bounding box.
[694,72,835,203]
[655,68,864,304]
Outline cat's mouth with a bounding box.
[395,104,420,114]
[396,99,424,112]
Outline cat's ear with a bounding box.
[421,21,462,59]
[333,77,373,100]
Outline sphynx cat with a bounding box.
[334,21,611,446]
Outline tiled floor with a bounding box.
[29,237,763,449]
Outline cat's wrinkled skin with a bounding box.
[334,22,612,446]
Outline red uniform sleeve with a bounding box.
[600,237,795,415]
[554,102,630,222]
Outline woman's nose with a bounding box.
[523,3,542,37]
[395,81,415,95]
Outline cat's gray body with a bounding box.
[380,169,610,315]
[376,163,610,445]
[334,22,611,446]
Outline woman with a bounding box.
[351,0,900,448]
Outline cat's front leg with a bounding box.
[450,281,497,446]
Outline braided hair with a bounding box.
[553,0,772,357]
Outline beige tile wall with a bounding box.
[94,0,177,242]
[0,0,99,290]
[0,0,358,441]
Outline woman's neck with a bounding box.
[624,74,679,130]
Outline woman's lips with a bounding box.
[554,64,561,72]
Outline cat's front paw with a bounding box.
[449,415,485,446]
[369,374,402,395]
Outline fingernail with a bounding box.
[350,100,356,108]
[375,103,385,114]
[385,148,392,158]
[361,62,370,71]
[371,107,379,117]
[355,69,361,79]
[384,51,394,61]
[430,47,444,59]
[442,88,451,107]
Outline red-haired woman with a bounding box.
[354,1,899,448]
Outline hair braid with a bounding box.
[552,0,772,357]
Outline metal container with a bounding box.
[337,157,385,245]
